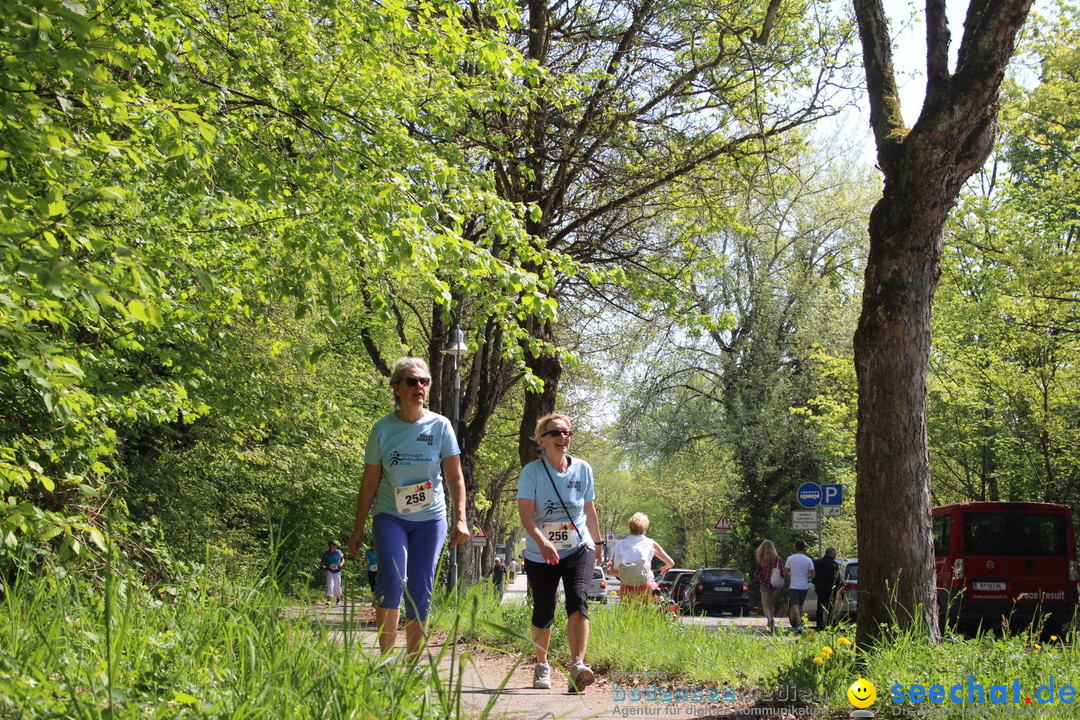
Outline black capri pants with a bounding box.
[524,545,593,629]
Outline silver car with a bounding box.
[834,558,858,619]
[588,565,609,603]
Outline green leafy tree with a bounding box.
[930,2,1080,508]
[614,151,871,568]
[0,0,558,572]
[354,0,859,586]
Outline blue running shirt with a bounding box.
[518,455,595,562]
[365,411,460,523]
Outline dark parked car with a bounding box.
[683,568,750,616]
[657,568,694,595]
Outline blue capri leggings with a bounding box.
[372,512,447,622]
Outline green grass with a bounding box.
[0,564,492,719]
[433,589,1080,717]
[5,564,1078,719]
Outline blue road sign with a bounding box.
[797,482,822,508]
[821,484,843,506]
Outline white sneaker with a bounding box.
[568,662,594,693]
[532,662,552,689]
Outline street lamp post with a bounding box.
[441,326,469,593]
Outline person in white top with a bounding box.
[783,539,816,632]
[608,512,674,603]
[507,557,518,582]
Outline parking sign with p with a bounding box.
[821,483,843,507]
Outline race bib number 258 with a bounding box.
[395,481,435,514]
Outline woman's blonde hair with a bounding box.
[755,539,778,567]
[628,512,650,535]
[533,413,572,445]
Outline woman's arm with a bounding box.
[584,501,602,566]
[442,454,470,547]
[653,541,675,574]
[519,497,560,564]
[347,463,382,555]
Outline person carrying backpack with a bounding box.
[609,513,674,604]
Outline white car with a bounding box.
[834,558,858,620]
[588,566,609,603]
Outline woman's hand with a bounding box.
[347,530,364,556]
[449,518,470,547]
[595,546,604,566]
[540,539,561,565]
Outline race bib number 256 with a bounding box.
[539,522,576,550]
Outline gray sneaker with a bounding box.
[533,662,552,689]
[567,662,594,693]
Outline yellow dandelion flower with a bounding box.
[812,656,825,664]
[821,646,834,656]
[1051,635,1060,642]
[838,636,852,645]
[1034,644,1042,652]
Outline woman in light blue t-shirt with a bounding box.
[347,357,469,661]
[518,413,601,693]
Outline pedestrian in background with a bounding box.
[321,540,346,605]
[508,557,518,582]
[491,557,507,598]
[364,544,379,606]
[347,356,470,662]
[783,539,815,633]
[753,539,784,634]
[518,413,601,693]
[608,512,674,603]
[812,547,840,630]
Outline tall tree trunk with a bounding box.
[852,0,1033,646]
[518,320,562,467]
[854,185,947,643]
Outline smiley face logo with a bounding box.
[847,678,876,708]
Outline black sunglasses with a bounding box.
[543,429,572,437]
[400,376,431,387]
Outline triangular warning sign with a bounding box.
[714,516,731,531]
[471,524,488,538]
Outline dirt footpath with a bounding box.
[297,599,834,720]
[299,600,613,720]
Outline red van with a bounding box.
[932,502,1078,632]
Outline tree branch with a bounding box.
[853,0,907,174]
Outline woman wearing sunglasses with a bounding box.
[347,356,469,662]
[518,413,601,693]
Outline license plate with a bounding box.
[716,586,732,592]
[973,582,1006,591]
